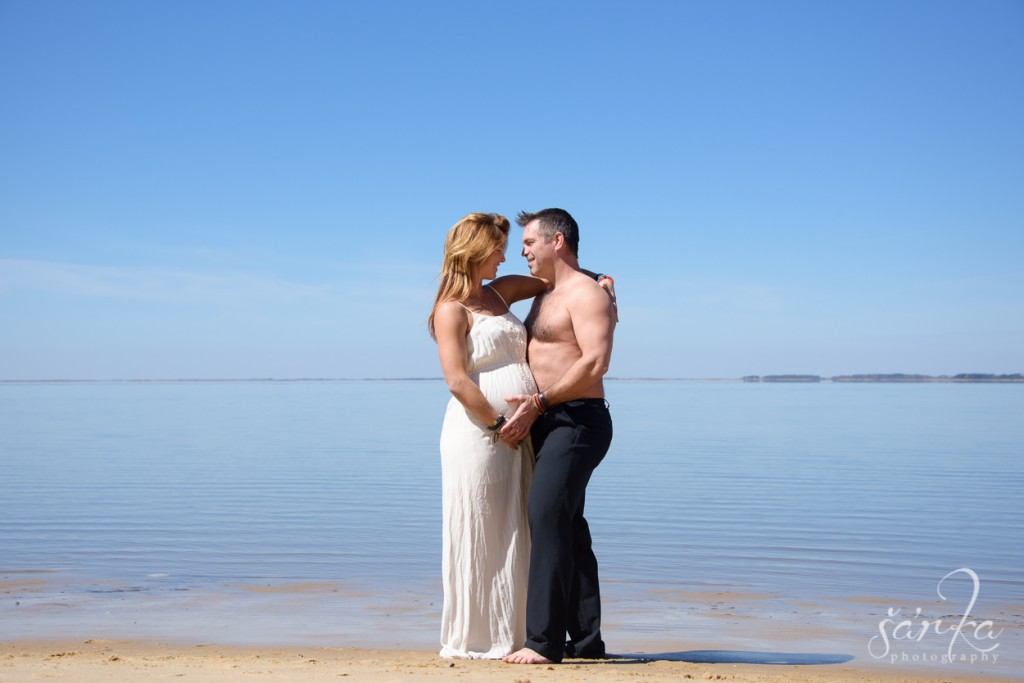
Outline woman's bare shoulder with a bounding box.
[436,298,466,312]
[434,299,471,333]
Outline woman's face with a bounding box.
[479,240,507,281]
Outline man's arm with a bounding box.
[580,268,618,321]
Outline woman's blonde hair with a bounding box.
[428,212,510,338]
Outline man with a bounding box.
[499,208,616,665]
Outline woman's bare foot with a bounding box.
[503,647,553,664]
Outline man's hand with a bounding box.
[500,394,540,446]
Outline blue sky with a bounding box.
[2,0,1021,379]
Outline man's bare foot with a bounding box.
[503,647,553,664]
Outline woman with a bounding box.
[429,212,613,659]
[429,212,543,659]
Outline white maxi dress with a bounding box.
[438,304,537,659]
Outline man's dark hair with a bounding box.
[516,208,579,256]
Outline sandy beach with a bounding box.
[4,571,1021,682]
[2,639,1021,683]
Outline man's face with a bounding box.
[521,220,555,277]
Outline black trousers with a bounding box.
[523,398,613,662]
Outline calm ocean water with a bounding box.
[1,380,1021,672]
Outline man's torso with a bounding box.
[524,274,605,399]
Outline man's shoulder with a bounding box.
[563,271,615,320]
[560,269,599,290]
[564,271,608,300]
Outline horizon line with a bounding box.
[2,374,1022,384]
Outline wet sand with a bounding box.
[2,638,1021,683]
[4,573,1020,681]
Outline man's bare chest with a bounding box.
[526,295,574,344]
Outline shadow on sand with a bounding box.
[609,650,854,666]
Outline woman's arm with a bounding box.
[434,301,504,426]
[488,275,547,306]
[490,271,616,319]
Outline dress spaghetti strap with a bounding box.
[486,284,511,312]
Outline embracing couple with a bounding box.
[428,208,617,664]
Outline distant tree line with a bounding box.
[742,375,821,382]
[742,374,1023,383]
[832,373,1023,382]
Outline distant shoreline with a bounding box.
[2,375,1022,384]
[741,373,1024,383]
